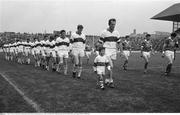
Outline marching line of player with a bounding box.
[2,26,92,78]
[2,18,179,90]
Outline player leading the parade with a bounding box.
[70,25,86,78]
[162,33,179,76]
[99,18,121,88]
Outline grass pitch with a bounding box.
[0,52,180,112]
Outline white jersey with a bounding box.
[29,42,34,49]
[45,40,55,54]
[7,44,10,52]
[16,42,20,50]
[3,44,7,52]
[17,41,24,50]
[30,42,35,49]
[34,41,41,50]
[9,43,13,52]
[12,42,17,52]
[10,43,14,52]
[55,37,70,51]
[40,40,46,51]
[22,41,26,51]
[99,29,120,49]
[70,32,86,50]
[45,40,51,53]
[49,40,56,52]
[94,55,110,75]
[14,42,18,51]
[24,41,31,50]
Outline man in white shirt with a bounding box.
[24,39,31,64]
[40,36,48,69]
[55,30,70,75]
[33,38,41,67]
[99,18,121,88]
[70,25,86,78]
[17,39,24,64]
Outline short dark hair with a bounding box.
[146,34,151,37]
[60,30,66,34]
[34,37,37,40]
[77,25,83,29]
[50,36,54,41]
[99,46,105,52]
[54,34,59,38]
[108,18,116,25]
[171,32,177,37]
[125,35,129,38]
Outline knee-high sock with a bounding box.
[64,65,68,74]
[169,63,172,73]
[73,64,78,73]
[78,66,82,77]
[107,69,113,83]
[27,58,30,64]
[123,60,128,67]
[166,63,172,73]
[98,75,104,86]
[144,62,148,69]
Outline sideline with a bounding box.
[0,72,44,112]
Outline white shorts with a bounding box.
[10,49,14,53]
[165,50,174,63]
[72,48,85,57]
[31,49,35,55]
[18,49,23,53]
[34,49,40,54]
[15,50,18,55]
[57,50,69,58]
[122,50,130,58]
[41,50,46,57]
[105,48,117,60]
[45,49,51,56]
[97,66,105,75]
[142,51,151,59]
[25,49,31,56]
[85,51,91,57]
[51,50,57,58]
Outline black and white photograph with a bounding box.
[0,0,180,113]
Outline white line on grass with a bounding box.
[0,72,44,112]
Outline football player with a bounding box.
[98,18,121,88]
[140,34,154,74]
[162,33,179,76]
[70,25,86,78]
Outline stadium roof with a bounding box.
[151,3,180,22]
